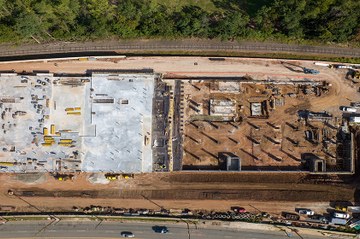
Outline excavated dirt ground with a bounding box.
[182,81,342,170]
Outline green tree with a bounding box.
[139,5,175,36]
[213,11,250,39]
[319,0,360,42]
[15,12,42,42]
[51,0,81,38]
[113,0,145,37]
[81,0,116,36]
[174,6,210,37]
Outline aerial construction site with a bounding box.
[0,57,359,175]
[0,56,359,222]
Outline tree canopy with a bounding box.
[0,0,358,44]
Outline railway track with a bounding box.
[0,40,359,59]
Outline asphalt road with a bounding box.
[0,39,359,59]
[0,220,328,239]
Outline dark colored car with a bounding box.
[281,212,300,220]
[120,231,134,237]
[152,226,169,234]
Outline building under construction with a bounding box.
[175,77,355,174]
[0,71,356,175]
[0,71,156,173]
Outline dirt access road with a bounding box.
[0,172,356,216]
[0,56,358,216]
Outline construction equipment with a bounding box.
[50,124,55,134]
[0,162,15,166]
[43,127,48,135]
[335,205,347,212]
[105,173,120,181]
[355,70,360,79]
[42,143,52,146]
[53,174,74,181]
[58,142,72,147]
[67,111,81,115]
[43,135,55,146]
[281,62,320,75]
[144,135,150,145]
[159,164,166,169]
[122,174,134,179]
[44,136,55,143]
[303,68,320,75]
[60,139,73,144]
[349,70,360,80]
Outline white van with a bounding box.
[333,212,350,219]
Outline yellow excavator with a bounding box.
[105,173,120,181]
[53,173,74,181]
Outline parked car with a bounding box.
[330,217,348,225]
[333,212,350,219]
[231,207,246,213]
[310,214,329,224]
[260,212,270,218]
[120,231,134,238]
[282,212,300,220]
[340,106,357,112]
[297,209,315,216]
